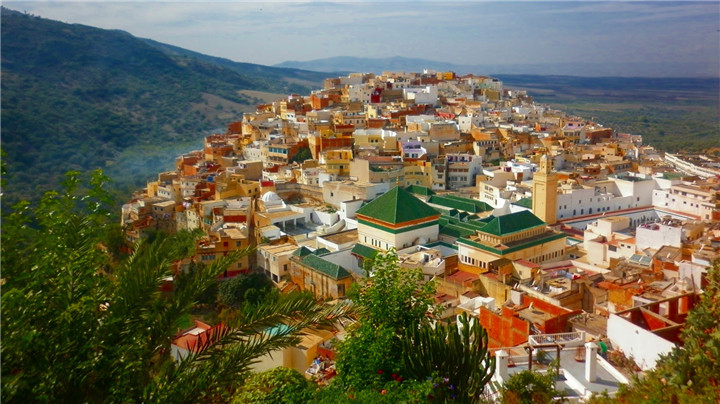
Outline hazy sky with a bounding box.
[5,1,720,77]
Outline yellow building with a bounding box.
[289,247,354,300]
[214,172,261,200]
[252,327,335,376]
[403,162,434,188]
[321,148,353,177]
[195,226,251,277]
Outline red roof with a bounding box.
[514,259,539,268]
[172,320,227,353]
[447,270,479,283]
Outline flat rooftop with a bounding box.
[319,229,358,245]
[258,243,299,255]
[501,347,626,399]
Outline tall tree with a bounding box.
[333,250,437,391]
[1,170,349,403]
[402,312,495,403]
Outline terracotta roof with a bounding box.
[514,259,539,268]
[356,186,439,224]
[447,270,479,283]
[172,321,226,353]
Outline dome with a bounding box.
[261,191,281,203]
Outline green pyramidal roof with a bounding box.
[405,185,436,196]
[292,246,314,257]
[300,254,351,280]
[513,197,533,209]
[480,210,546,236]
[356,186,439,224]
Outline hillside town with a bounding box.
[121,70,720,400]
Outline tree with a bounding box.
[333,250,437,391]
[500,370,561,404]
[218,271,277,308]
[352,249,436,331]
[291,147,313,164]
[314,378,434,403]
[1,170,349,403]
[231,367,315,403]
[402,312,495,403]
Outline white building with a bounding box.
[403,85,438,105]
[446,153,483,190]
[652,183,718,221]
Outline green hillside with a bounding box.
[0,8,327,209]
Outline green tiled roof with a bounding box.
[300,254,351,280]
[443,195,494,211]
[356,186,439,224]
[423,240,458,251]
[513,197,533,209]
[440,224,476,238]
[428,195,493,214]
[479,211,546,236]
[292,246,314,257]
[313,248,331,256]
[457,231,566,255]
[405,185,436,196]
[351,243,380,259]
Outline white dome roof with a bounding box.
[261,191,281,203]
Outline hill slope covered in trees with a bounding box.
[0,8,328,208]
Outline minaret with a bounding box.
[532,153,558,225]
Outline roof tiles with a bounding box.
[356,186,439,224]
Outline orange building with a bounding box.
[478,294,582,348]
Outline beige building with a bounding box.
[457,210,566,274]
[532,154,558,225]
[257,242,299,284]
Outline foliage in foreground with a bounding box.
[332,251,496,402]
[499,370,561,404]
[231,367,315,404]
[333,250,438,391]
[589,261,720,404]
[402,312,495,403]
[0,171,349,403]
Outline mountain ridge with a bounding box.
[274,55,718,79]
